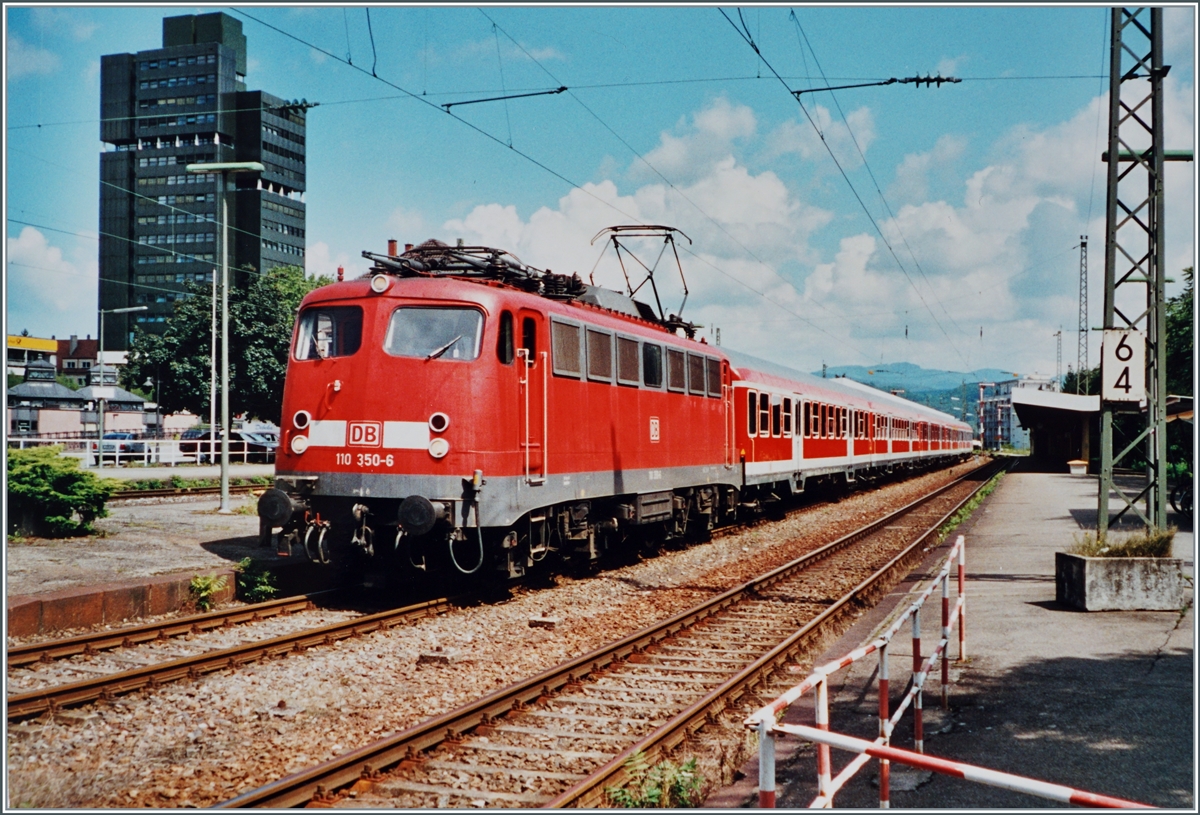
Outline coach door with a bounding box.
[517,309,545,484]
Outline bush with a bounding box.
[6,446,122,537]
[235,557,279,603]
[189,573,229,611]
[1070,526,1177,558]
[607,752,703,808]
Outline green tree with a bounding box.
[1165,267,1193,477]
[124,265,331,423]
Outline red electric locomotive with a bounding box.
[258,230,972,581]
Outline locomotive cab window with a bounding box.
[642,343,663,388]
[522,317,537,358]
[384,307,482,361]
[551,319,582,378]
[497,311,514,365]
[294,305,363,360]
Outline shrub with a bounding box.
[189,573,229,611]
[6,446,122,537]
[607,752,703,808]
[235,557,279,603]
[1070,526,1177,558]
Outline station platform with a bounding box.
[707,464,1194,809]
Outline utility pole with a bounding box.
[1098,8,1170,535]
[1077,237,1088,393]
[1055,328,1062,389]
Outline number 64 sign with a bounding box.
[1101,329,1146,403]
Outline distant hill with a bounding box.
[816,362,1018,394]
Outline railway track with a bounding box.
[6,596,452,721]
[218,460,1004,808]
[110,483,263,501]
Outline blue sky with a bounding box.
[5,5,1196,379]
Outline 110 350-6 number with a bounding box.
[336,452,395,467]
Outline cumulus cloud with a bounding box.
[634,97,757,184]
[304,241,353,282]
[6,34,61,79]
[764,103,875,170]
[890,134,967,203]
[6,227,97,336]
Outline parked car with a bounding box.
[91,432,146,462]
[233,430,278,463]
[179,427,277,463]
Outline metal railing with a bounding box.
[5,436,274,467]
[745,535,1147,809]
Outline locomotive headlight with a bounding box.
[429,412,450,433]
[428,437,450,459]
[370,274,391,294]
[290,434,310,455]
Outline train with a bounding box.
[257,228,974,581]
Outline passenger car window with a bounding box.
[747,390,758,436]
[294,306,363,360]
[642,343,663,388]
[384,307,482,360]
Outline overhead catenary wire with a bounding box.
[787,10,970,350]
[479,9,883,362]
[231,7,881,362]
[720,7,974,371]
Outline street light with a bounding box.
[185,161,264,513]
[97,305,148,469]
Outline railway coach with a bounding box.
[258,233,972,582]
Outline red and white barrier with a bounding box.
[776,725,1151,809]
[745,535,1149,809]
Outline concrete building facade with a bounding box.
[99,12,306,350]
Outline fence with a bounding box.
[744,535,1148,809]
[5,436,274,467]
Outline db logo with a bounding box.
[649,416,660,443]
[348,421,382,447]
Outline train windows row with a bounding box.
[548,316,722,398]
[744,389,966,443]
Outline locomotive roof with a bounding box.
[722,348,966,427]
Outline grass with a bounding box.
[938,471,1005,542]
[606,752,704,808]
[122,475,273,491]
[1069,526,1177,558]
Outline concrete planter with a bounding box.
[1056,552,1188,611]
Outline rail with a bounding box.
[214,461,1003,808]
[745,535,1148,809]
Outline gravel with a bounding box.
[5,461,983,808]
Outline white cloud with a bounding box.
[6,227,97,337]
[304,241,352,282]
[635,97,756,183]
[891,134,967,203]
[765,103,875,170]
[456,37,564,64]
[6,34,61,79]
[936,55,966,79]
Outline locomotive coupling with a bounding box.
[398,495,448,536]
[258,488,303,527]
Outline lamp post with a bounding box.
[185,161,264,513]
[97,305,148,469]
